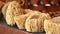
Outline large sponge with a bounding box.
[44,16,60,34]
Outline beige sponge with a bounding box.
[2,2,10,19]
[14,11,41,29]
[14,14,29,29]
[6,1,23,26]
[25,12,51,32]
[44,16,60,34]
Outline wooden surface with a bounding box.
[0,20,29,34]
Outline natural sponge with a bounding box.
[5,1,23,26]
[14,10,40,29]
[25,12,51,32]
[14,14,29,29]
[44,16,60,34]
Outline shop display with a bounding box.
[0,0,60,34]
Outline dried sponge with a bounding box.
[5,1,23,26]
[44,16,60,34]
[25,12,51,32]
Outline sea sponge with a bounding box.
[44,16,60,34]
[14,14,29,29]
[14,10,40,29]
[2,2,10,18]
[25,12,51,32]
[5,1,23,26]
